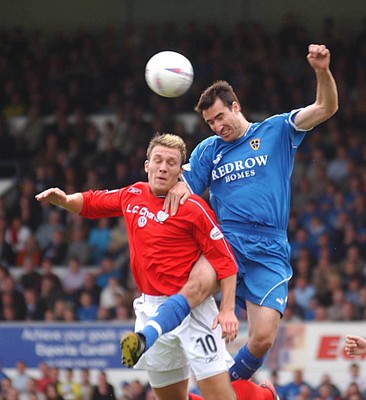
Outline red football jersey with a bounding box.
[81,182,237,295]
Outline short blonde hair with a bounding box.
[146,133,187,165]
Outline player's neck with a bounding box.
[239,120,251,138]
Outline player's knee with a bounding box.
[180,278,206,308]
[250,331,275,354]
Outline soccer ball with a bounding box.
[145,51,194,98]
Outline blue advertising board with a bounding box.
[0,323,134,369]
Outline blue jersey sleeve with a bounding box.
[287,108,308,147]
[182,137,216,195]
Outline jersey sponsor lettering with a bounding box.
[126,203,166,224]
[212,154,269,182]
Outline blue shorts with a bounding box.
[222,222,293,316]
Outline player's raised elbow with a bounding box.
[314,100,338,125]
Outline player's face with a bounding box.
[203,98,243,142]
[145,145,183,196]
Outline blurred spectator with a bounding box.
[326,288,345,321]
[99,276,126,313]
[106,217,129,259]
[53,299,69,321]
[36,362,52,395]
[5,216,32,256]
[15,234,42,267]
[341,301,361,321]
[0,275,26,320]
[23,287,46,320]
[76,272,101,306]
[57,368,81,400]
[0,377,13,400]
[91,371,116,400]
[96,306,111,322]
[11,360,30,395]
[35,209,64,252]
[342,382,363,400]
[289,227,311,263]
[295,384,313,400]
[44,383,64,400]
[95,256,120,289]
[270,370,286,400]
[77,291,98,321]
[19,377,45,400]
[38,275,65,314]
[121,380,146,400]
[62,303,78,322]
[40,258,62,290]
[18,256,42,292]
[315,374,341,399]
[65,226,92,265]
[87,218,111,264]
[114,304,131,321]
[61,256,86,299]
[283,289,304,321]
[19,104,45,157]
[0,265,10,290]
[312,248,338,304]
[315,383,340,399]
[0,229,15,266]
[282,369,313,400]
[293,276,316,313]
[326,145,350,187]
[42,229,68,265]
[341,362,366,398]
[79,369,93,400]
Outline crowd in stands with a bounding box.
[0,15,365,331]
[0,360,153,399]
[1,359,365,400]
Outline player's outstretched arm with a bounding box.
[345,335,366,356]
[35,188,84,214]
[294,44,338,131]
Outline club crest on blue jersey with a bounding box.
[250,139,260,150]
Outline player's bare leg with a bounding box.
[180,254,219,308]
[229,302,280,380]
[152,379,189,400]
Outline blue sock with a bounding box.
[229,344,268,381]
[140,294,190,350]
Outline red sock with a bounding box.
[189,394,204,400]
[231,380,273,400]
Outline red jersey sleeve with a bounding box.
[184,195,237,280]
[80,189,125,219]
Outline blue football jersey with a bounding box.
[182,110,308,231]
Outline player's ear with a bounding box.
[232,101,241,112]
[144,160,149,173]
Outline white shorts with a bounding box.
[133,294,234,388]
